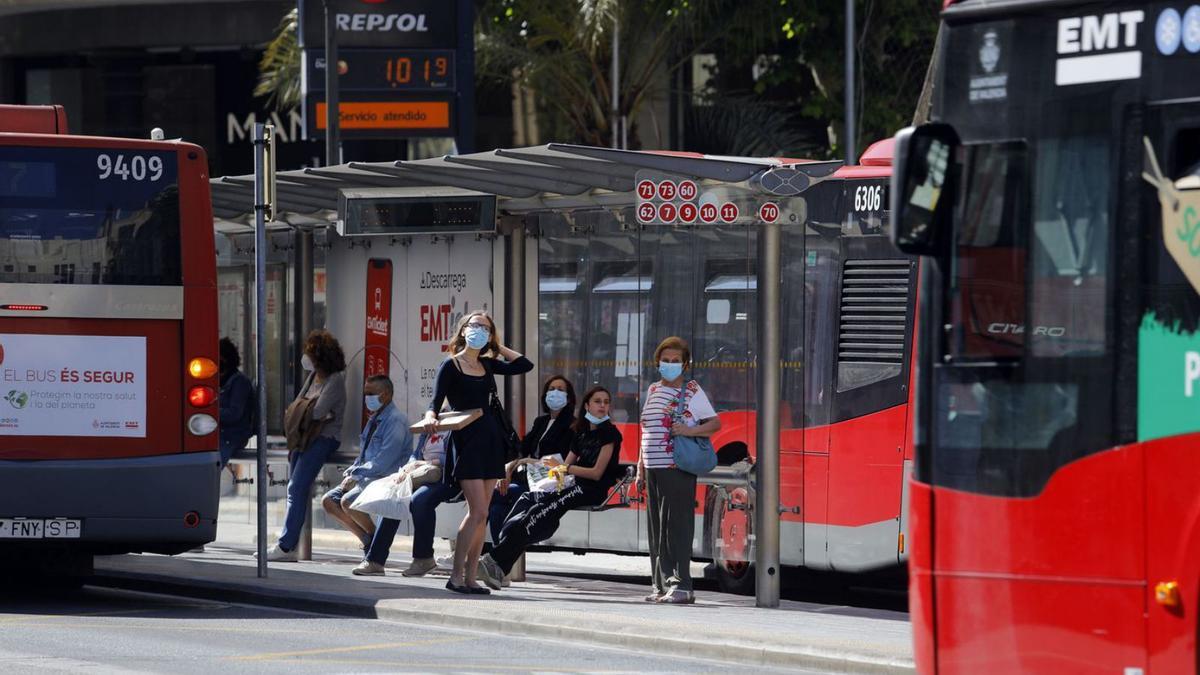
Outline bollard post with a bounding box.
[295,227,315,561]
[755,220,782,607]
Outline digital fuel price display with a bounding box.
[307,49,455,92]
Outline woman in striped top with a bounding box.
[636,336,720,604]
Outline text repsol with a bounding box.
[337,13,429,32]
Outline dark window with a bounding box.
[929,119,1116,497]
[0,146,182,285]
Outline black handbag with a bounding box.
[483,361,522,461]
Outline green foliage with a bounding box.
[254,8,301,111]
[477,0,790,148]
[771,0,940,156]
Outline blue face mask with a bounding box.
[364,395,384,412]
[545,389,569,411]
[464,326,490,350]
[659,361,684,381]
[584,411,610,425]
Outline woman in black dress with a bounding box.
[421,310,533,594]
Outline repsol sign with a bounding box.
[299,0,455,48]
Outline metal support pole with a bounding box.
[295,227,315,561]
[253,123,270,578]
[324,0,339,165]
[505,221,528,581]
[755,221,782,607]
[505,224,527,431]
[844,0,857,165]
[610,16,620,149]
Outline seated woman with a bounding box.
[477,386,622,590]
[488,375,577,545]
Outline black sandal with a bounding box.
[466,584,491,595]
[446,580,471,594]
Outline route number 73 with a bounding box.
[97,153,165,182]
[853,185,884,212]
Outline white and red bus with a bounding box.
[892,1,1200,671]
[534,141,916,593]
[0,104,220,578]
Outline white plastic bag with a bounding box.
[350,473,414,524]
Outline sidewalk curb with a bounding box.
[90,567,914,674]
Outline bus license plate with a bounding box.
[0,518,82,539]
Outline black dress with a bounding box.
[429,355,534,480]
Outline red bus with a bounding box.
[892,1,1200,671]
[535,141,917,593]
[0,105,220,579]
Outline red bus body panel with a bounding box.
[921,445,1158,673]
[0,104,68,134]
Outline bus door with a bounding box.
[1137,98,1200,672]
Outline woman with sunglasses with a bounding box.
[421,311,532,594]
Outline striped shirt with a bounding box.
[639,380,717,469]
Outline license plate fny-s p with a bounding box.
[0,518,82,539]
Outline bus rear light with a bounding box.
[188,357,218,379]
[1,304,48,311]
[183,511,201,528]
[188,413,217,436]
[188,386,216,407]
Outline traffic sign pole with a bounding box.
[323,0,340,165]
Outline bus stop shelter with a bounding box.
[210,143,845,607]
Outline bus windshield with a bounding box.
[0,145,182,285]
[932,122,1116,497]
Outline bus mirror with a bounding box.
[890,123,959,256]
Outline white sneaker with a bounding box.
[400,557,438,577]
[477,554,504,591]
[352,560,386,576]
[435,555,454,568]
[265,544,297,562]
[656,587,695,604]
[501,573,511,588]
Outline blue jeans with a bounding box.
[219,434,250,467]
[278,436,339,551]
[489,482,528,544]
[366,480,457,564]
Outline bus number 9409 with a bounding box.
[97,153,165,182]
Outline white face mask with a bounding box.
[301,354,315,371]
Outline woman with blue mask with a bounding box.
[636,336,721,604]
[478,386,623,591]
[487,376,578,559]
[420,310,533,594]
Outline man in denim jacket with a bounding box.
[322,375,411,549]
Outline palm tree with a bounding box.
[254,8,301,111]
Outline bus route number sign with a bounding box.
[637,202,657,224]
[720,202,739,223]
[759,202,780,223]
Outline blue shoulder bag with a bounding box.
[671,383,718,475]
